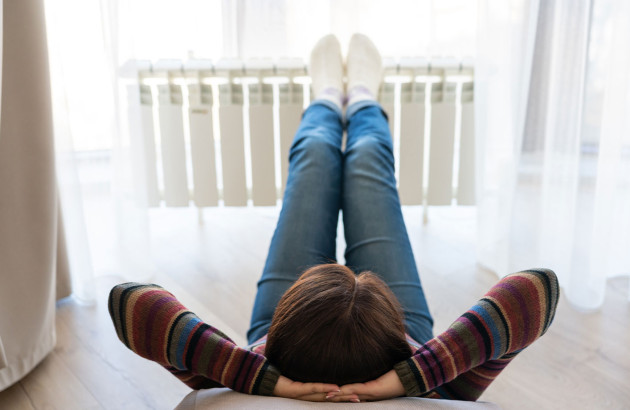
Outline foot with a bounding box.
[309,34,344,110]
[346,33,383,106]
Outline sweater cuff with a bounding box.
[256,364,281,396]
[394,359,424,397]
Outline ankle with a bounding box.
[316,86,345,110]
[347,84,376,106]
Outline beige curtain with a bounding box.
[0,0,72,390]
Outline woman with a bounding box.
[108,34,559,403]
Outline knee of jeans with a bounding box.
[289,133,340,164]
[345,136,394,168]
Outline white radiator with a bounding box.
[133,58,474,222]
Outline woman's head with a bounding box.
[265,264,411,385]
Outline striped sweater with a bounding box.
[108,268,559,400]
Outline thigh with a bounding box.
[248,102,344,343]
[342,103,433,343]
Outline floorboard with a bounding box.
[0,382,35,410]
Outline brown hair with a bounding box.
[265,264,412,385]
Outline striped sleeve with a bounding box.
[108,283,280,395]
[395,269,559,399]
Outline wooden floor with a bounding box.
[1,206,629,409]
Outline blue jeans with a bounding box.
[247,100,433,345]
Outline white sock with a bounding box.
[346,33,383,106]
[309,34,344,110]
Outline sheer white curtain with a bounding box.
[45,0,477,302]
[476,0,630,310]
[45,0,156,302]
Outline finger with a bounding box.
[339,383,367,395]
[326,394,360,402]
[304,383,340,394]
[296,392,328,402]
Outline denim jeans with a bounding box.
[247,100,434,345]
